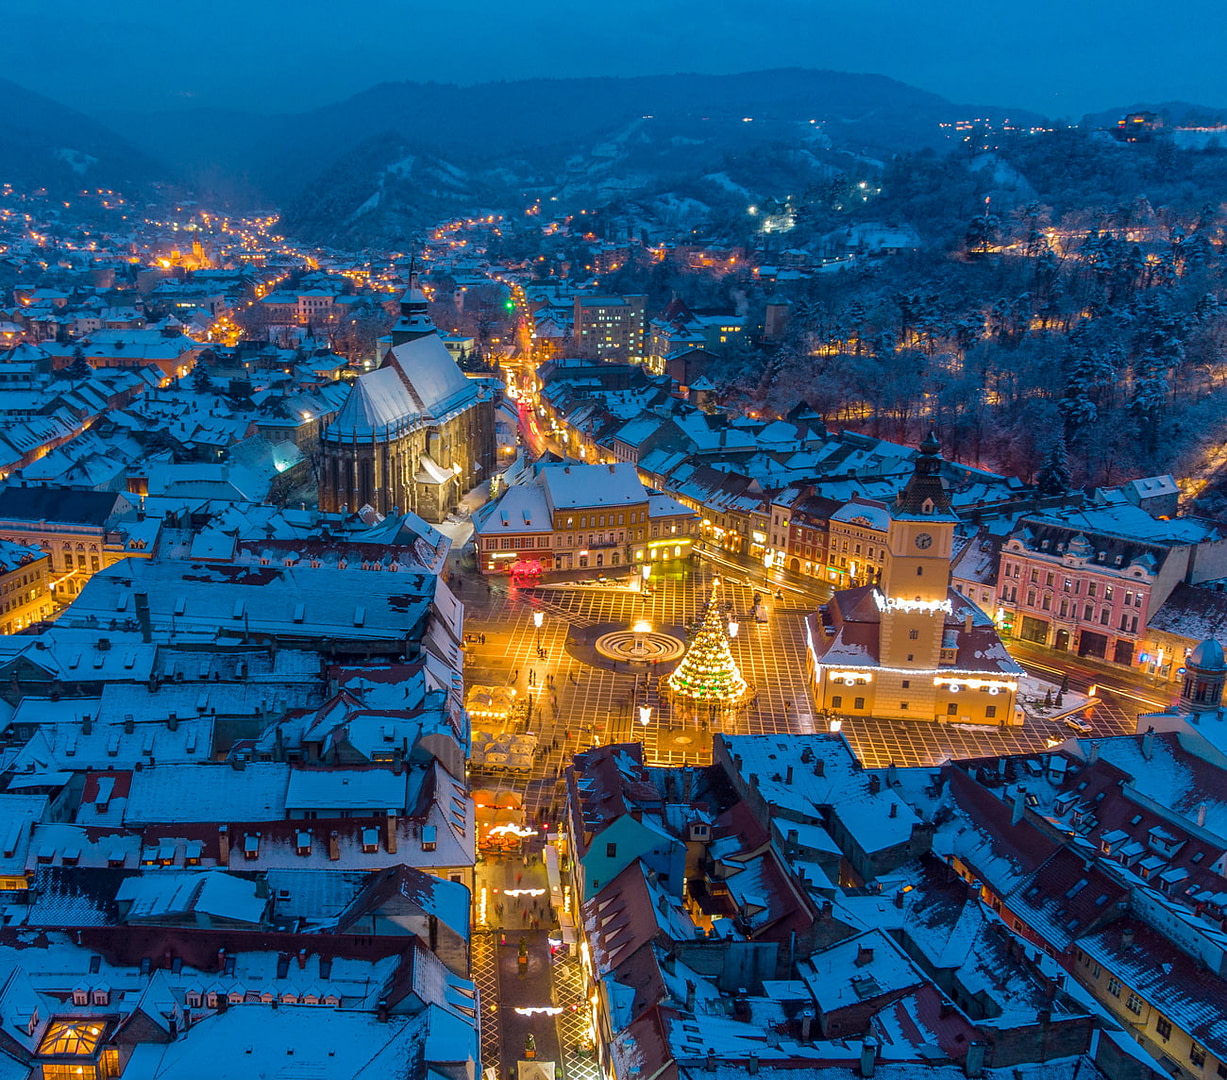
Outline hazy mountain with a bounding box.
[0,77,161,194]
[102,69,1048,242]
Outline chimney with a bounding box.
[124,714,135,734]
[218,826,230,864]
[1142,726,1155,761]
[1011,787,1026,826]
[1121,927,1135,949]
[1088,742,1100,764]
[386,811,398,854]
[814,759,825,776]
[296,949,307,970]
[705,1049,716,1072]
[889,802,898,818]
[859,1038,877,1078]
[747,1052,759,1076]
[134,591,151,644]
[216,948,226,972]
[167,712,178,732]
[785,764,793,784]
[329,831,340,861]
[799,1011,813,1042]
[377,999,389,1023]
[887,763,897,788]
[82,713,92,735]
[855,945,874,967]
[1198,803,1208,828]
[894,889,905,909]
[685,980,695,1012]
[868,774,881,795]
[963,611,973,635]
[964,1042,986,1079]
[821,899,833,919]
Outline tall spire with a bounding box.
[666,580,752,706]
[391,256,434,347]
[894,428,952,516]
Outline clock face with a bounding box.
[915,532,934,550]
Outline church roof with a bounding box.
[327,329,480,439]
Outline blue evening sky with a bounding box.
[16,0,1227,118]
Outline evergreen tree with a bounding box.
[66,346,92,382]
[1036,434,1072,495]
[665,579,750,705]
[190,361,214,393]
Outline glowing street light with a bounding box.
[728,620,739,639]
[638,704,653,726]
[533,610,544,655]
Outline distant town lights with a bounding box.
[488,824,537,839]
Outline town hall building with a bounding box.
[805,432,1023,726]
[318,278,496,522]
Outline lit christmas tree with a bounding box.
[666,579,751,705]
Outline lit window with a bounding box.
[39,1019,105,1056]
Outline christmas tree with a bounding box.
[666,579,750,704]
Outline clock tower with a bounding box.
[879,430,959,669]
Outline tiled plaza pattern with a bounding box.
[460,560,1140,801]
[471,931,501,1077]
[458,554,1148,1077]
[552,951,600,1080]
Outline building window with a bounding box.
[986,706,997,718]
[1088,582,1096,597]
[1156,1016,1171,1040]
[832,696,843,708]
[1125,993,1143,1015]
[947,703,958,715]
[1191,1045,1207,1069]
[900,702,909,710]
[854,697,865,710]
[1107,977,1122,997]
[901,680,910,689]
[605,842,617,858]
[909,629,919,640]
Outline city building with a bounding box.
[471,461,696,575]
[0,538,53,634]
[317,279,496,522]
[994,479,1227,671]
[805,433,1023,726]
[573,293,646,364]
[0,487,150,603]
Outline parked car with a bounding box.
[1063,717,1093,734]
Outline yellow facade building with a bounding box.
[805,432,1023,726]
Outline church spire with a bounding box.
[391,257,434,347]
[894,428,952,516]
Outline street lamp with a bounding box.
[638,704,653,726]
[728,620,739,639]
[533,610,544,657]
[640,563,651,592]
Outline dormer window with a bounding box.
[922,499,934,515]
[206,992,218,1008]
[91,989,109,1007]
[186,991,202,1009]
[72,990,89,1006]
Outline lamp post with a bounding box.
[728,620,739,640]
[533,610,544,657]
[638,704,652,727]
[640,562,651,594]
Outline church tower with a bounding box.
[878,430,960,670]
[389,270,434,348]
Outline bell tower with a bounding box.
[879,430,959,669]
